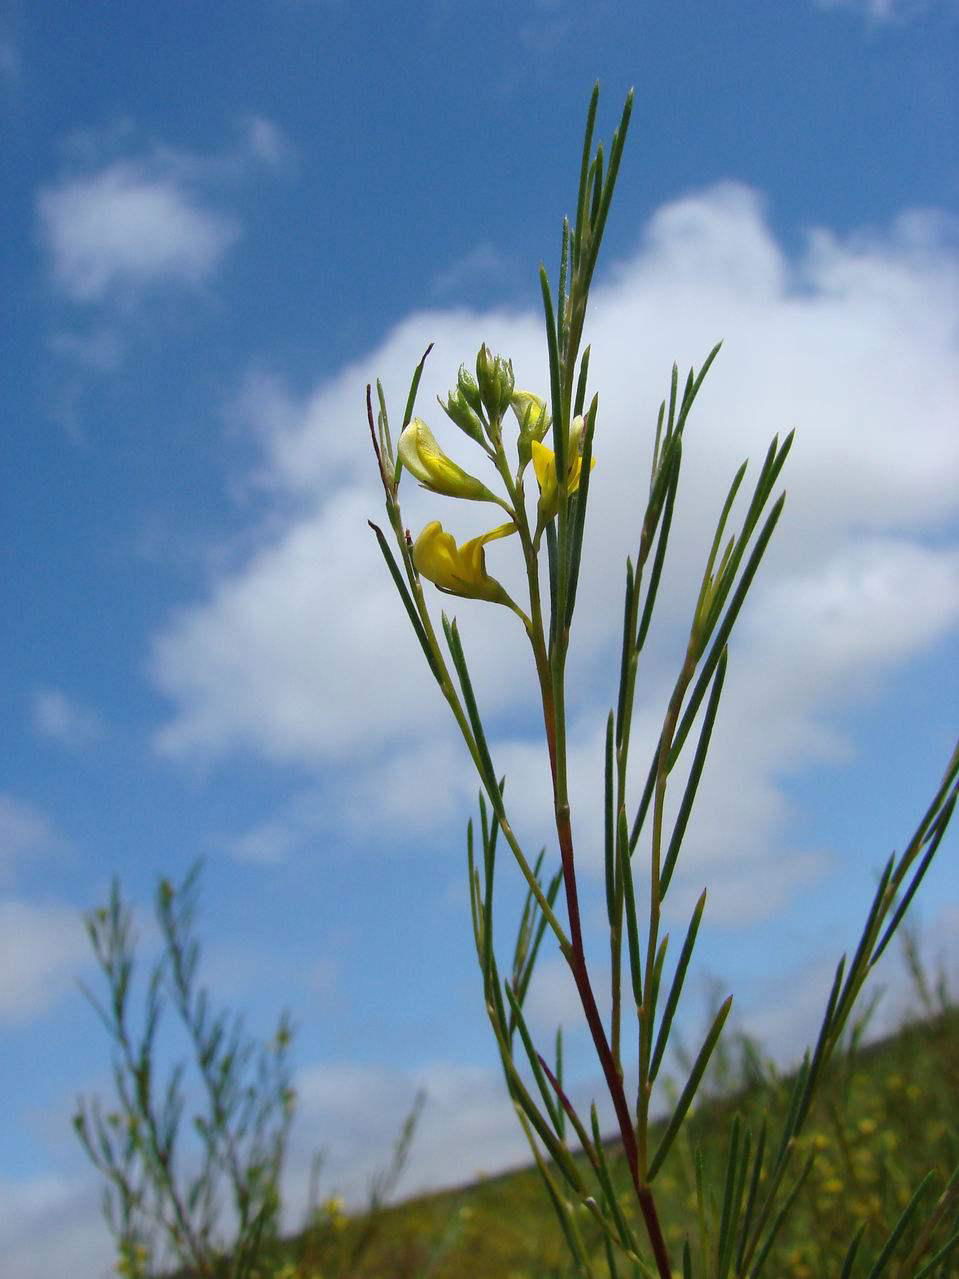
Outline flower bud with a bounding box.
[438,388,486,447]
[511,390,550,466]
[457,365,483,415]
[475,344,514,421]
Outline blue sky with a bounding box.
[2,1,958,1273]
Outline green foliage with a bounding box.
[241,996,958,1279]
[75,863,295,1279]
[76,865,426,1279]
[369,81,959,1276]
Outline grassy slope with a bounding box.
[280,1005,958,1278]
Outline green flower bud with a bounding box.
[511,390,550,466]
[438,388,487,447]
[475,344,514,421]
[457,364,483,415]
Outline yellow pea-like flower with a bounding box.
[531,415,595,522]
[413,519,517,605]
[398,417,497,502]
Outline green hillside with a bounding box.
[273,1002,958,1279]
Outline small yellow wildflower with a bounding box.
[413,520,517,606]
[531,415,595,522]
[398,418,497,502]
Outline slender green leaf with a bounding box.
[872,797,955,964]
[650,889,707,1083]
[566,393,599,625]
[605,711,617,926]
[675,342,722,435]
[618,806,643,1012]
[839,1223,867,1279]
[734,1118,767,1275]
[661,651,727,897]
[649,995,732,1179]
[914,1231,959,1279]
[574,345,591,418]
[669,491,786,770]
[616,559,636,748]
[401,342,434,429]
[864,1170,936,1279]
[716,1116,743,1279]
[503,983,563,1135]
[367,522,440,682]
[558,217,570,359]
[539,265,565,489]
[749,1151,815,1278]
[573,84,600,271]
[635,441,681,654]
[445,617,498,801]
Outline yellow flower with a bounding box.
[531,415,595,522]
[398,417,497,502]
[413,520,517,604]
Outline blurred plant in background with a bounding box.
[75,863,295,1278]
[75,864,422,1279]
[369,83,959,1277]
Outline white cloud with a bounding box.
[31,687,105,748]
[0,899,89,1023]
[431,240,518,299]
[242,115,294,169]
[0,796,88,1023]
[0,793,63,886]
[150,183,959,926]
[221,815,304,865]
[37,160,239,303]
[35,113,290,316]
[0,1177,110,1279]
[293,1057,529,1208]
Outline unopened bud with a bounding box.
[475,344,514,421]
[438,388,486,446]
[457,365,483,414]
[511,390,550,466]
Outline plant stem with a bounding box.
[536,618,673,1279]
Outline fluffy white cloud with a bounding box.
[37,159,239,303]
[0,1177,109,1279]
[242,115,294,169]
[0,793,63,886]
[37,115,291,311]
[292,1057,528,1208]
[0,796,88,1023]
[151,183,959,926]
[0,899,88,1023]
[31,687,105,748]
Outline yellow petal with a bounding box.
[413,520,516,603]
[398,419,495,502]
[531,422,595,521]
[531,439,558,506]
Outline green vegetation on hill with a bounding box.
[275,1002,958,1278]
